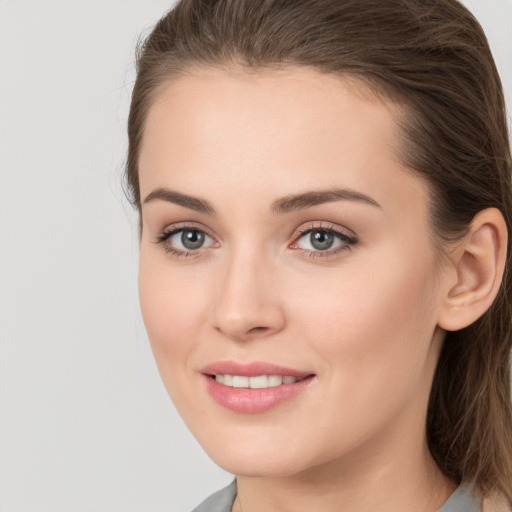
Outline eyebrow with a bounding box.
[142,187,381,215]
[143,188,215,215]
[272,188,381,213]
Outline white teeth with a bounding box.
[268,375,283,386]
[249,375,268,388]
[214,374,299,388]
[232,376,249,388]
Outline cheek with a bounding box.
[272,253,442,462]
[138,250,208,371]
[291,249,440,398]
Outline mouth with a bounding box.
[209,374,309,388]
[201,361,316,414]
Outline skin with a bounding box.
[137,66,460,512]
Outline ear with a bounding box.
[437,208,508,332]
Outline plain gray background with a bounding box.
[0,1,511,511]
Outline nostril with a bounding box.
[249,326,269,333]
[213,304,286,341]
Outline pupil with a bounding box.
[311,231,334,250]
[182,230,204,250]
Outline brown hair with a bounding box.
[126,0,512,502]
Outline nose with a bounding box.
[212,248,286,342]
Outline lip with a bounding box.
[201,361,313,378]
[201,361,316,414]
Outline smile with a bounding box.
[201,362,316,414]
[213,374,304,388]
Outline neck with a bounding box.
[232,328,454,512]
[232,428,456,512]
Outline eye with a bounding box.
[155,226,217,257]
[290,225,357,256]
[173,229,210,250]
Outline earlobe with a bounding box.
[437,208,508,332]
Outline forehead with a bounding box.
[138,65,425,214]
[141,66,402,155]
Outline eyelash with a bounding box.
[153,223,358,259]
[153,223,217,259]
[290,224,358,259]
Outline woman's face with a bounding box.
[138,67,452,477]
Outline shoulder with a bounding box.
[191,480,237,512]
[482,492,512,512]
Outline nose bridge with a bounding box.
[212,242,284,340]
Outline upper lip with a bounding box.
[201,361,313,378]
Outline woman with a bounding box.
[125,0,512,510]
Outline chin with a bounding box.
[214,454,307,478]
[194,432,320,478]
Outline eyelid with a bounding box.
[289,221,358,256]
[290,221,357,242]
[155,221,216,240]
[153,221,219,257]
[153,220,357,259]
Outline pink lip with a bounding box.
[201,361,315,414]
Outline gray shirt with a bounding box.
[191,480,481,512]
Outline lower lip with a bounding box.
[203,375,315,414]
